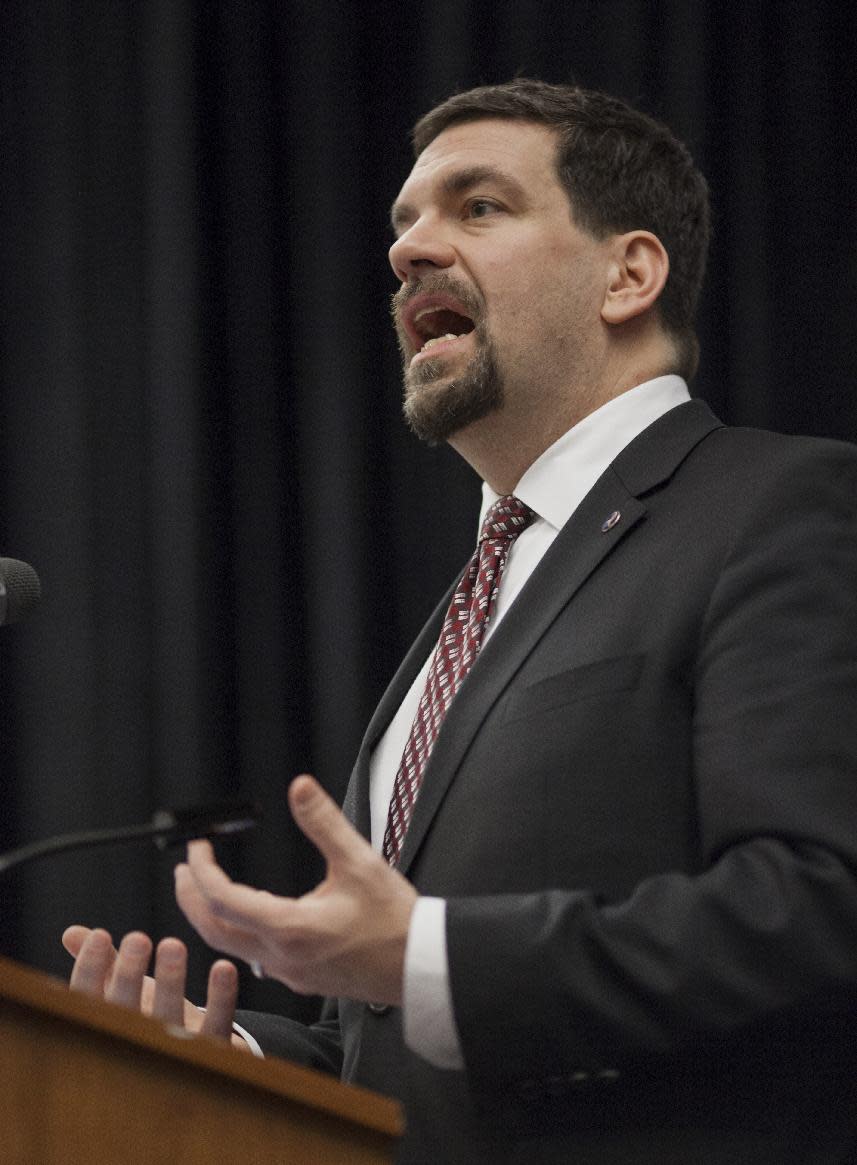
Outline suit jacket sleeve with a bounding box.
[233,997,343,1075]
[444,436,857,1098]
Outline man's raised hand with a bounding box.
[175,774,419,1005]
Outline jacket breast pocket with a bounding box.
[500,653,645,726]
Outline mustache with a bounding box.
[389,274,485,332]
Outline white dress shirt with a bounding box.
[368,375,691,1069]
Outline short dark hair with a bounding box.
[412,79,710,381]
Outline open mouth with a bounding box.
[412,306,476,353]
[399,292,478,359]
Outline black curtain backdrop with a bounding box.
[1,1,855,1021]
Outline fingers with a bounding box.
[177,843,280,944]
[68,928,116,996]
[199,959,240,1040]
[66,926,153,1010]
[62,924,94,959]
[151,938,189,1026]
[153,940,237,1042]
[289,774,370,867]
[63,923,238,1044]
[108,932,153,1009]
[67,928,154,1012]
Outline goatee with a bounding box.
[401,337,503,444]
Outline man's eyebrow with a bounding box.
[390,165,527,233]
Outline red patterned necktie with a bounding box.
[382,494,537,865]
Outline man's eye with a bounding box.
[466,199,500,219]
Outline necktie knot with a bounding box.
[479,494,537,544]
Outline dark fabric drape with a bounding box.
[1,1,855,1018]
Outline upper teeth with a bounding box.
[422,333,462,351]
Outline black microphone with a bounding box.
[0,557,42,626]
[0,802,261,876]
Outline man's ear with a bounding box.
[601,231,669,325]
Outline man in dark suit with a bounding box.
[65,80,857,1162]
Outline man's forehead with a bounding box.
[392,119,560,220]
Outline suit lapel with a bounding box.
[345,399,723,865]
[342,578,457,838]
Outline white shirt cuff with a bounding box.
[232,1021,264,1057]
[402,896,465,1070]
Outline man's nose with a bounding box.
[388,220,456,282]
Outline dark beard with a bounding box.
[391,274,504,444]
[401,332,504,444]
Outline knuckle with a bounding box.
[207,895,229,919]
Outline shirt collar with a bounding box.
[480,375,691,532]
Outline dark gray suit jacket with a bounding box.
[239,400,857,1163]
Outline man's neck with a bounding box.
[450,359,675,494]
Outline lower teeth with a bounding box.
[422,333,461,351]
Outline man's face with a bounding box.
[389,119,610,445]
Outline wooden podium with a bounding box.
[0,955,403,1163]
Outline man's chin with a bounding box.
[402,370,503,446]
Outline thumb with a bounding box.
[288,774,368,868]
